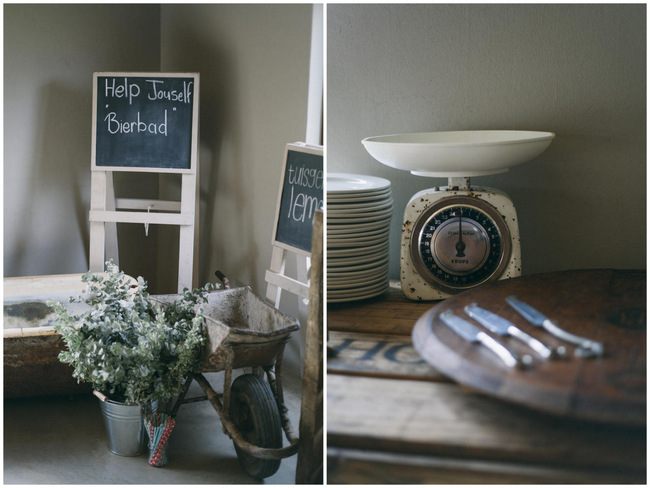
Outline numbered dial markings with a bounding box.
[411,198,511,293]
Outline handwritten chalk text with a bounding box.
[286,163,323,223]
[104,110,168,136]
[103,78,193,105]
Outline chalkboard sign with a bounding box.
[273,143,324,255]
[92,72,198,172]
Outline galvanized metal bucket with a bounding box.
[99,398,156,456]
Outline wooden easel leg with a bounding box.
[265,247,287,308]
[104,171,119,267]
[178,224,194,293]
[297,255,311,366]
[178,173,197,292]
[193,159,200,289]
[89,171,107,272]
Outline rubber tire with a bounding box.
[229,373,282,479]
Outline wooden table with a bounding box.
[327,281,646,484]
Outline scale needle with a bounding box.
[456,215,466,257]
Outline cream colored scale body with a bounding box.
[400,186,521,301]
[361,130,554,301]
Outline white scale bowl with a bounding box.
[362,130,555,177]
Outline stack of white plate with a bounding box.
[327,173,393,303]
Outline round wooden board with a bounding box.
[412,269,646,426]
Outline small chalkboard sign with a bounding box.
[272,143,324,255]
[92,72,199,172]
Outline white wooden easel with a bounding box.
[265,246,311,308]
[88,171,199,293]
[265,143,323,309]
[88,72,200,293]
[268,5,323,373]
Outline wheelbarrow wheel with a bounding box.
[229,373,282,479]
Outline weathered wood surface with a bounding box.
[328,447,645,484]
[4,335,91,398]
[4,274,94,398]
[413,269,646,425]
[327,331,444,381]
[327,281,438,335]
[327,375,646,482]
[296,210,323,484]
[326,270,646,484]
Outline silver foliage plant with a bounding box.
[51,262,217,404]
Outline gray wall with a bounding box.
[158,4,313,294]
[4,4,161,281]
[4,4,314,300]
[328,4,646,279]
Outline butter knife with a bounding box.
[505,295,604,358]
[464,303,566,359]
[439,311,531,368]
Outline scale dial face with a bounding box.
[410,196,511,294]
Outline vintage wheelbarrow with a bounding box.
[151,275,300,480]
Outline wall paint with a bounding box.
[159,4,313,294]
[328,4,646,279]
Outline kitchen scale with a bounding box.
[362,130,555,301]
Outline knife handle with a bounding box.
[476,331,524,368]
[506,326,553,359]
[506,295,603,358]
[542,320,604,357]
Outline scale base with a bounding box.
[400,186,522,301]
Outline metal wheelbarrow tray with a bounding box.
[152,286,299,371]
[151,286,300,480]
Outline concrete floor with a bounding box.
[4,370,302,484]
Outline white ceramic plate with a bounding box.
[362,130,554,177]
[327,220,392,234]
[326,265,389,281]
[327,189,391,205]
[327,233,390,248]
[327,271,389,288]
[327,208,394,224]
[327,257,389,274]
[328,249,389,267]
[327,188,392,203]
[329,194,392,204]
[328,173,391,193]
[328,198,393,214]
[328,230,389,242]
[328,226,390,239]
[327,255,388,275]
[327,282,389,303]
[327,282,388,296]
[328,241,389,257]
[328,242,388,256]
[327,270,387,284]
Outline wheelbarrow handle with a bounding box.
[214,270,231,289]
[193,373,299,461]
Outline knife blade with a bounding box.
[505,295,604,357]
[439,311,530,368]
[464,303,564,359]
